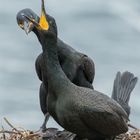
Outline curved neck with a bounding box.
[41,35,71,96]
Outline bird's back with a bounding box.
[57,39,95,88]
[55,86,128,139]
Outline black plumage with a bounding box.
[21,2,138,139]
[17,8,95,131]
[112,71,137,116]
[17,1,137,140]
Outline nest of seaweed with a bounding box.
[0,118,140,140]
[0,118,75,140]
[116,130,140,140]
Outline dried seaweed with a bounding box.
[0,118,40,140]
[0,118,140,140]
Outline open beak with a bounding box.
[23,15,41,29]
[24,0,49,31]
[17,13,34,35]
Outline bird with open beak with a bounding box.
[17,0,49,34]
[16,1,138,140]
[16,0,95,135]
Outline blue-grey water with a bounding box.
[0,0,140,130]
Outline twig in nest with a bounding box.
[24,133,40,139]
[3,117,23,136]
[128,123,138,130]
[0,130,20,135]
[1,126,6,140]
[3,118,18,131]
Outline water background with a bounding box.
[0,0,140,130]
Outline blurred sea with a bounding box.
[0,0,140,130]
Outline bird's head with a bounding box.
[16,8,39,34]
[17,0,57,41]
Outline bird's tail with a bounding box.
[111,71,138,116]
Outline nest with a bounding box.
[0,118,40,140]
[0,118,75,140]
[122,130,140,140]
[0,118,140,140]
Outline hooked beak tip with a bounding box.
[25,29,29,35]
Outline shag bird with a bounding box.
[20,1,138,139]
[16,8,137,133]
[17,8,95,131]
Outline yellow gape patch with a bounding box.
[39,12,49,30]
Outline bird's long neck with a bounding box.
[41,36,72,97]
